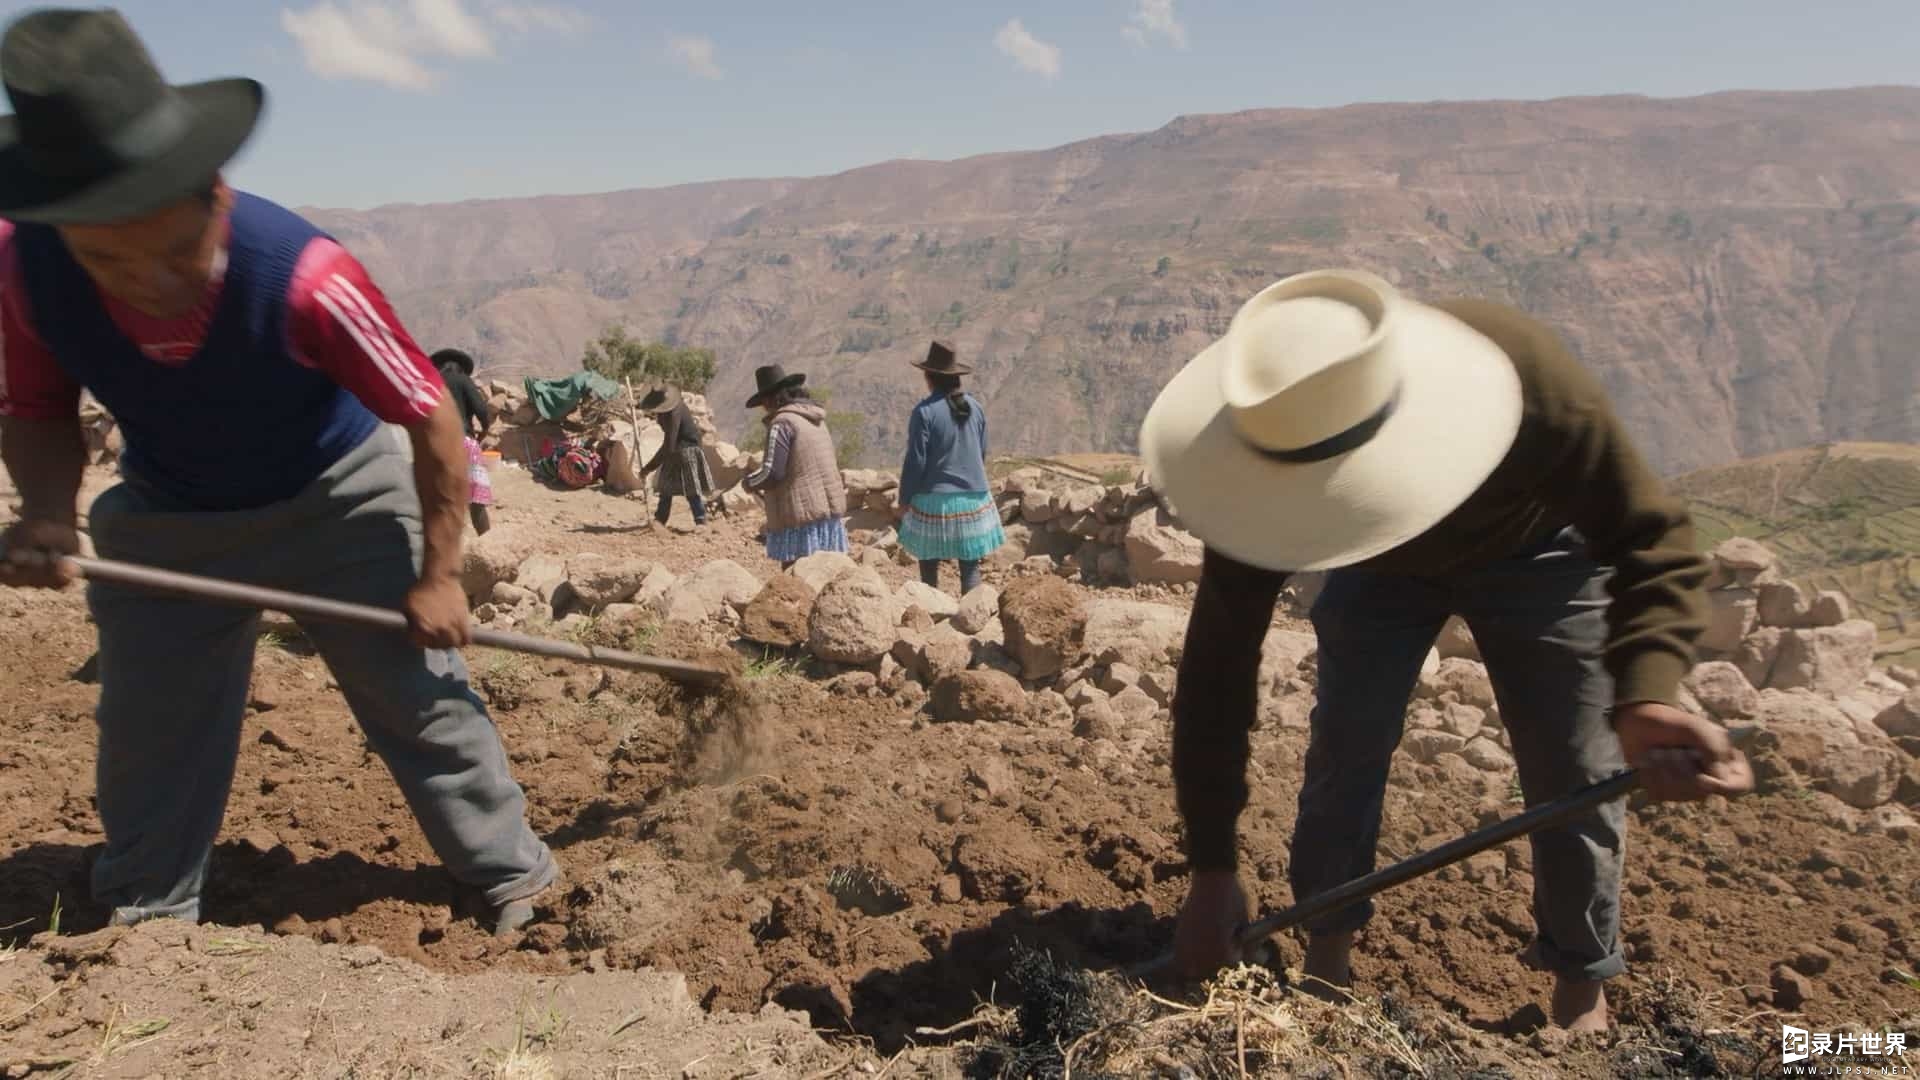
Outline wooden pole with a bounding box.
[60,554,729,686]
[622,376,649,500]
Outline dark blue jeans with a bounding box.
[920,559,982,596]
[1292,527,1628,981]
[656,490,706,526]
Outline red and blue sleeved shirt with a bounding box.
[0,217,444,424]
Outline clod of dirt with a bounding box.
[741,575,815,648]
[1772,965,1814,1009]
[999,575,1088,680]
[1789,944,1836,976]
[931,670,1029,725]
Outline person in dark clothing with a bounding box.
[431,348,493,534]
[637,383,713,528]
[1141,269,1753,1032]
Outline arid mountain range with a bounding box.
[303,87,1920,471]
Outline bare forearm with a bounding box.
[406,398,470,583]
[1,417,86,524]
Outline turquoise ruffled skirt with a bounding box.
[900,490,1005,562]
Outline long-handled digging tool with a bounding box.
[22,551,731,686]
[1131,726,1756,979]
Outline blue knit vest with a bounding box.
[14,192,380,510]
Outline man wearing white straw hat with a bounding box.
[1149,269,1753,1031]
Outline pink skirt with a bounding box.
[464,437,494,506]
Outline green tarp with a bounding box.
[522,370,623,422]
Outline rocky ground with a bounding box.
[3,457,1919,1078]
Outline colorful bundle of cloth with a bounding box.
[530,437,604,489]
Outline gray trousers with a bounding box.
[86,428,556,925]
[1291,526,1628,981]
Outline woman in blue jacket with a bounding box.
[895,341,1004,596]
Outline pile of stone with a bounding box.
[1677,537,1919,814]
[459,527,1918,818]
[991,466,1205,587]
[807,463,1206,586]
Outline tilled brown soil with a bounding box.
[4,465,1918,1077]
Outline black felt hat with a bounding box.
[0,8,264,224]
[635,383,682,414]
[912,339,970,375]
[431,348,475,376]
[745,364,805,408]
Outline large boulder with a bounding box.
[653,560,760,626]
[1766,621,1878,695]
[1824,749,1905,810]
[1419,658,1497,710]
[1874,688,1920,739]
[1262,629,1317,684]
[1712,537,1777,585]
[1053,485,1103,520]
[953,584,1001,636]
[1806,590,1850,627]
[1756,581,1811,628]
[1000,467,1045,494]
[514,553,569,604]
[911,623,975,684]
[930,670,1029,724]
[1020,489,1058,524]
[635,564,677,608]
[459,524,543,605]
[1701,589,1758,654]
[808,568,899,664]
[897,581,960,620]
[562,554,653,611]
[1082,600,1187,670]
[1402,729,1469,765]
[1123,507,1204,585]
[1736,627,1787,689]
[704,442,749,491]
[1683,661,1760,720]
[741,576,816,647]
[999,576,1088,680]
[1435,616,1480,661]
[1109,686,1161,732]
[790,551,858,593]
[1750,689,1899,807]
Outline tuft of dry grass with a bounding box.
[947,952,1548,1079]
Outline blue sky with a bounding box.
[7,0,1915,210]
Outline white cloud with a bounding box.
[485,1,592,35]
[668,34,723,80]
[1125,0,1186,50]
[994,18,1061,79]
[280,0,588,91]
[281,4,438,90]
[413,0,495,56]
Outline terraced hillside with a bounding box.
[307,87,1920,474]
[1672,442,1920,665]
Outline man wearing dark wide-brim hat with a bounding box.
[0,9,555,934]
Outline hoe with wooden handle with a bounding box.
[1130,726,1756,979]
[13,550,731,687]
